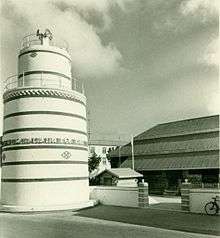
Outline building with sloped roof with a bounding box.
[88,140,125,180]
[96,168,143,187]
[109,115,219,194]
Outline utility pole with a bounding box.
[131,134,134,170]
[87,109,91,142]
[118,136,121,166]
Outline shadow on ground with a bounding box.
[75,205,220,236]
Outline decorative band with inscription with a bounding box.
[2,137,88,147]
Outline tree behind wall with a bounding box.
[88,152,101,173]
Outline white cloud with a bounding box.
[0,0,136,79]
[199,38,219,66]
[179,0,219,21]
[152,0,218,35]
[207,92,220,114]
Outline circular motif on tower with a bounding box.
[61,151,72,159]
[30,52,37,57]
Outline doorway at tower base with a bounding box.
[0,200,96,212]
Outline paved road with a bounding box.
[1,205,219,238]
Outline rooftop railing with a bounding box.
[4,74,84,94]
[21,33,69,51]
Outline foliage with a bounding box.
[106,147,112,161]
[88,152,101,173]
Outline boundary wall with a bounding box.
[181,182,220,214]
[90,183,148,208]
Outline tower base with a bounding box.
[0,200,97,213]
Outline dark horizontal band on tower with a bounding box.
[4,93,86,106]
[4,111,86,121]
[18,70,71,81]
[2,161,88,166]
[1,177,88,183]
[3,128,87,136]
[19,49,71,61]
[2,145,88,152]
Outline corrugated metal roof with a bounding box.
[135,115,219,140]
[121,153,219,170]
[109,115,219,171]
[102,168,143,178]
[110,136,219,157]
[89,140,125,146]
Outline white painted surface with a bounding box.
[2,92,90,207]
[2,180,89,206]
[149,196,181,204]
[117,179,138,187]
[19,45,71,59]
[189,189,220,214]
[4,95,86,117]
[4,114,87,132]
[1,40,90,210]
[2,148,88,162]
[1,200,95,212]
[17,75,71,90]
[18,45,72,89]
[2,164,89,178]
[90,186,139,207]
[19,51,71,76]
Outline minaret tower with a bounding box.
[1,30,90,211]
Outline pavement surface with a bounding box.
[148,195,181,211]
[1,204,220,238]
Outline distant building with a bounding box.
[97,168,143,187]
[89,140,124,178]
[109,115,219,195]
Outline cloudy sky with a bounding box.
[0,0,219,141]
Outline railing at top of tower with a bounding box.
[21,33,69,51]
[4,73,85,94]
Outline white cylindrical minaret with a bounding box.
[1,30,90,212]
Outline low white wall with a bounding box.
[190,189,220,214]
[117,179,138,187]
[90,186,139,207]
